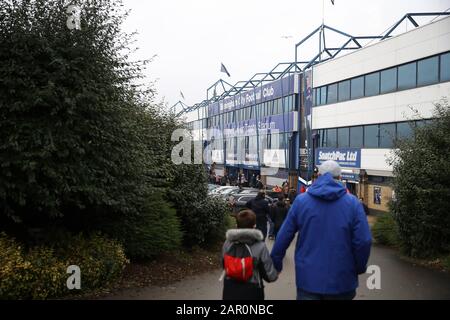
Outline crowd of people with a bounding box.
[221,160,372,300]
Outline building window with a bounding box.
[380,67,397,94]
[350,126,363,148]
[379,123,396,148]
[327,83,338,104]
[351,76,364,99]
[396,122,414,140]
[365,72,380,97]
[338,80,350,102]
[416,119,432,128]
[397,62,417,90]
[326,128,337,148]
[417,56,439,86]
[272,99,278,115]
[283,96,288,112]
[279,133,287,149]
[320,86,327,105]
[364,125,379,148]
[337,127,349,147]
[319,129,327,147]
[440,52,450,82]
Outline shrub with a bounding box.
[390,102,450,258]
[58,234,129,290]
[0,232,128,299]
[177,196,231,247]
[442,255,450,271]
[100,192,183,260]
[372,213,400,247]
[0,0,170,243]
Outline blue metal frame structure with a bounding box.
[171,11,450,184]
[173,12,450,117]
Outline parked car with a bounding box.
[235,188,259,195]
[208,184,219,192]
[216,187,264,201]
[229,193,275,215]
[212,186,240,200]
[208,185,235,196]
[265,190,284,199]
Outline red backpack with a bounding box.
[223,243,254,282]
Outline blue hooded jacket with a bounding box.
[271,173,372,295]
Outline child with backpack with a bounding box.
[221,209,278,300]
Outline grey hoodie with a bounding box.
[222,229,278,287]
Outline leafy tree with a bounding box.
[167,156,230,246]
[0,0,181,255]
[390,100,450,258]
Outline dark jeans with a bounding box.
[256,222,267,241]
[267,219,274,237]
[223,279,265,300]
[297,288,356,300]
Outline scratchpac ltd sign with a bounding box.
[315,148,361,168]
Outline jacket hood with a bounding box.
[226,229,263,244]
[307,173,347,201]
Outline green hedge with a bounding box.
[0,233,128,299]
[372,213,400,247]
[390,103,450,258]
[100,192,183,260]
[178,197,231,247]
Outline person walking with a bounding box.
[271,160,372,300]
[359,198,370,216]
[221,210,278,300]
[246,191,270,240]
[255,175,264,190]
[271,194,289,240]
[250,174,256,188]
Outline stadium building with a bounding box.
[174,12,450,212]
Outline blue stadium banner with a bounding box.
[315,148,361,168]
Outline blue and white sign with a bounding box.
[341,173,360,182]
[209,74,296,115]
[315,148,361,168]
[223,112,297,137]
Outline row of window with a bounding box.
[221,132,290,151]
[317,119,432,149]
[208,95,296,128]
[187,119,208,130]
[314,51,450,106]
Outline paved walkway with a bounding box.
[106,243,450,300]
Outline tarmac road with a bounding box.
[106,242,450,300]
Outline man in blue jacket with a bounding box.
[271,160,372,300]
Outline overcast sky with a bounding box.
[121,0,450,110]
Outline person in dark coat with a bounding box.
[250,174,256,188]
[271,194,289,239]
[245,191,270,240]
[255,175,264,190]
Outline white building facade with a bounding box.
[311,16,450,212]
